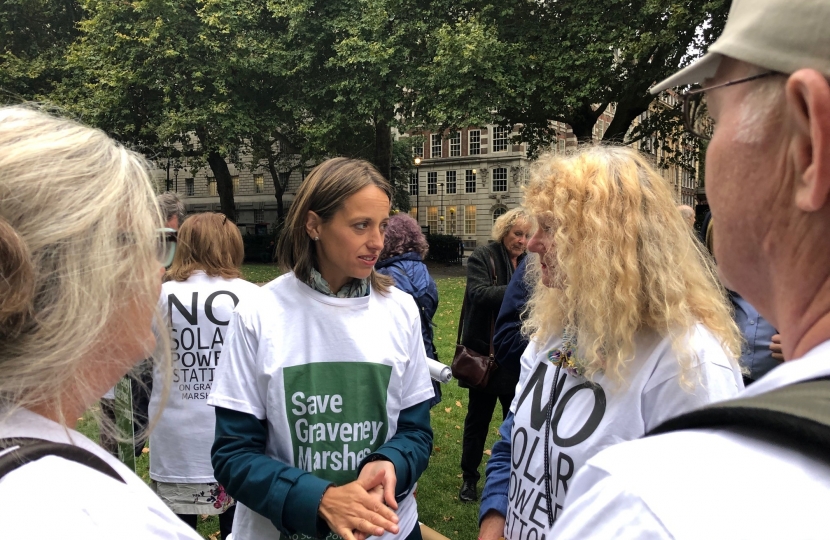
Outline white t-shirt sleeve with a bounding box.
[207,307,267,419]
[400,296,435,410]
[553,464,672,540]
[641,328,742,431]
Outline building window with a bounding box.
[465,170,476,193]
[232,175,240,194]
[254,174,264,194]
[464,205,476,234]
[427,172,437,195]
[445,170,457,194]
[447,206,457,234]
[254,209,264,222]
[413,141,424,158]
[409,171,418,194]
[493,206,507,222]
[427,206,438,234]
[409,207,418,221]
[431,134,441,158]
[449,132,461,157]
[493,168,508,192]
[185,178,195,196]
[492,126,509,152]
[208,178,217,196]
[469,130,481,155]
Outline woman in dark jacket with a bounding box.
[458,207,531,502]
[375,213,442,407]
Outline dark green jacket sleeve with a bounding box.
[211,406,333,537]
[358,399,433,501]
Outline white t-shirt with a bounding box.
[552,339,830,540]
[0,408,202,540]
[149,272,260,483]
[208,273,434,540]
[503,325,743,539]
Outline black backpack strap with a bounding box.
[648,376,830,459]
[0,437,126,484]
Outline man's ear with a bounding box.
[306,210,321,239]
[786,69,830,212]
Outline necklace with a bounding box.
[546,332,586,378]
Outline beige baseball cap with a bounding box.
[651,0,830,94]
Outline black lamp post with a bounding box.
[414,157,421,226]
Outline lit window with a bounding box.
[254,174,264,194]
[431,134,441,158]
[465,170,476,193]
[492,126,509,152]
[232,175,240,194]
[449,132,461,157]
[469,130,481,155]
[409,207,418,221]
[208,178,217,196]
[427,172,437,195]
[427,206,438,233]
[464,205,476,234]
[493,168,508,192]
[445,171,457,194]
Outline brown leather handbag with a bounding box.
[451,251,497,389]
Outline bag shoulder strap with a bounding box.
[0,437,126,483]
[648,376,830,461]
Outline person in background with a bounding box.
[677,204,696,230]
[0,106,201,539]
[492,257,531,374]
[149,213,260,539]
[375,213,442,408]
[159,191,187,230]
[458,208,531,503]
[551,1,830,535]
[209,158,433,540]
[478,146,743,540]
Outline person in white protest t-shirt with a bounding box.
[208,157,434,540]
[149,212,260,539]
[477,146,745,540]
[0,106,201,540]
[550,1,830,538]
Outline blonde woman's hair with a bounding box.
[166,212,244,282]
[491,207,532,243]
[277,157,394,293]
[522,145,740,384]
[0,106,170,428]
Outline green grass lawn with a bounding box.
[79,272,499,539]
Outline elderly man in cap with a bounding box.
[551,0,830,537]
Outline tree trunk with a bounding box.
[206,150,237,223]
[266,152,286,226]
[601,94,652,143]
[567,103,606,142]
[373,118,393,181]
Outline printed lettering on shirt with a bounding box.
[507,360,607,537]
[168,290,239,399]
[284,362,392,485]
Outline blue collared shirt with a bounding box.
[730,291,779,381]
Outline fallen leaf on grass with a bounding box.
[456,474,462,478]
[200,515,209,520]
[455,400,462,407]
[483,449,492,456]
[142,447,149,454]
[444,407,452,413]
[442,516,454,522]
[454,425,460,429]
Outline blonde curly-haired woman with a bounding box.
[478,146,744,540]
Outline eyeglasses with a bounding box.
[681,71,779,141]
[157,228,177,267]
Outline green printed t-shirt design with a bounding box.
[284,361,391,485]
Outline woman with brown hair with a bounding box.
[209,158,434,540]
[149,212,260,539]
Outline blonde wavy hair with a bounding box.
[491,207,532,243]
[522,146,741,384]
[0,106,170,429]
